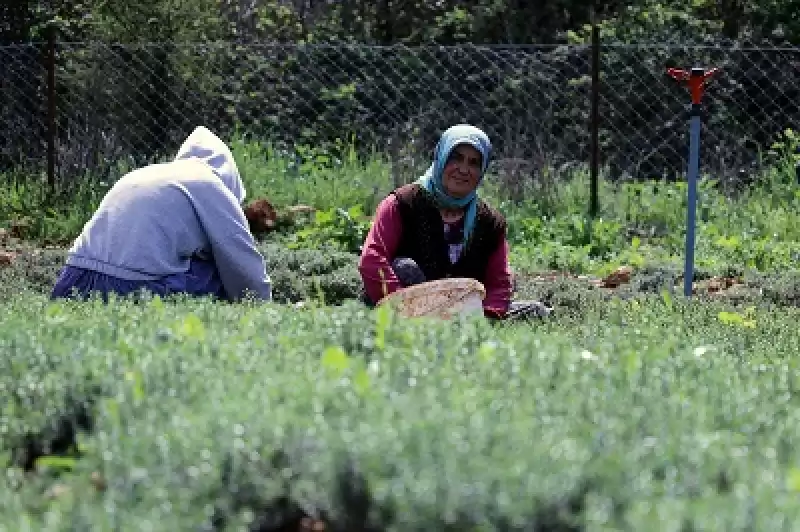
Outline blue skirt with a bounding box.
[50,258,227,302]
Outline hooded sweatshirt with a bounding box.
[66,126,272,302]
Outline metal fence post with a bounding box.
[46,23,57,198]
[589,6,600,219]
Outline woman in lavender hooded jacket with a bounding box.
[51,126,272,303]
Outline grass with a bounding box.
[3,135,800,529]
[3,133,800,278]
[3,276,800,529]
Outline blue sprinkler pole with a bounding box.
[684,92,702,297]
[667,66,720,297]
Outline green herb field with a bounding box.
[3,138,800,530]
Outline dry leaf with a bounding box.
[91,471,107,491]
[602,265,633,288]
[9,218,30,239]
[299,517,326,531]
[45,484,70,499]
[243,198,278,234]
[0,251,15,266]
[287,204,316,215]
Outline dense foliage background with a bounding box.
[3,0,800,199]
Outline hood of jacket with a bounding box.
[174,126,246,203]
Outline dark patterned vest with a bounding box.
[391,183,506,283]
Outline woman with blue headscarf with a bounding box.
[358,124,514,319]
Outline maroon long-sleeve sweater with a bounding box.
[358,194,513,318]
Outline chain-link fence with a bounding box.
[2,40,800,200]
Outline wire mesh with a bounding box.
[2,41,799,196]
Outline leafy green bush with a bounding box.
[8,240,800,316]
[3,287,800,528]
[0,244,364,307]
[285,205,372,255]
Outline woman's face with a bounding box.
[441,143,483,199]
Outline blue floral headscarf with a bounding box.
[415,124,492,246]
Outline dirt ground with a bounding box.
[516,264,760,299]
[0,222,761,302]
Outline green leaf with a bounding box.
[374,304,391,351]
[478,341,498,364]
[787,468,800,491]
[321,346,350,374]
[149,294,165,314]
[624,349,641,378]
[718,310,756,328]
[35,455,77,472]
[661,288,673,310]
[44,303,68,324]
[117,339,136,364]
[125,370,145,403]
[178,314,206,341]
[353,367,371,396]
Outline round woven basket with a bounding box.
[378,278,486,319]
